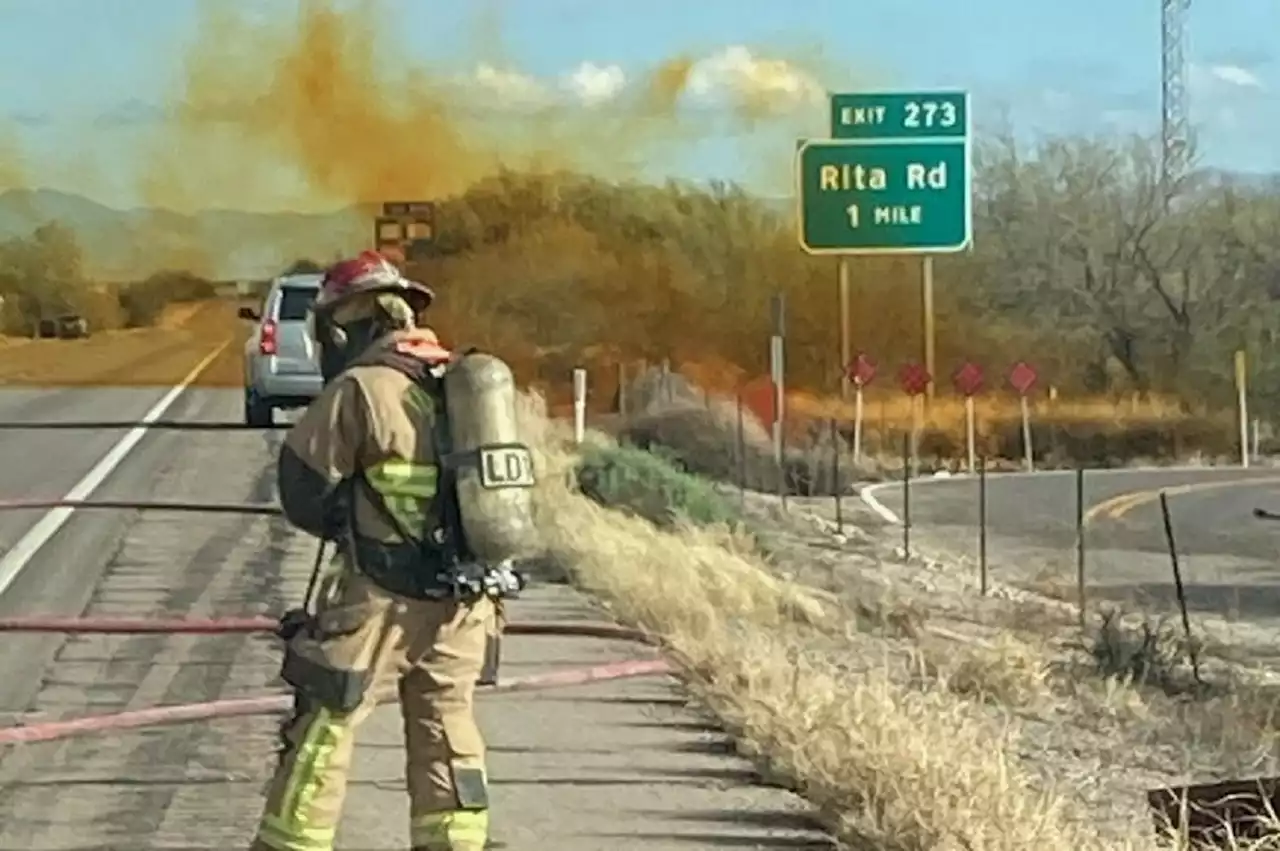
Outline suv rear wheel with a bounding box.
[244,391,274,427]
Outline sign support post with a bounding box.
[1235,349,1249,468]
[898,363,931,478]
[922,256,936,403]
[801,90,973,395]
[1009,361,1039,473]
[952,361,984,473]
[838,258,851,401]
[846,354,877,466]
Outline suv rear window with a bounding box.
[276,286,317,322]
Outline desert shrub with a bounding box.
[281,258,325,275]
[1083,609,1203,696]
[116,270,217,327]
[575,441,741,529]
[613,366,862,495]
[827,410,1235,469]
[987,413,1235,466]
[117,281,169,327]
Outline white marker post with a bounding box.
[965,394,977,473]
[1019,395,1034,472]
[770,294,787,506]
[572,368,587,445]
[910,394,923,479]
[1009,362,1038,473]
[852,384,865,465]
[953,363,983,473]
[1235,349,1249,468]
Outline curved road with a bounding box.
[863,467,1280,624]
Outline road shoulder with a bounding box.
[337,583,833,850]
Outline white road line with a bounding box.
[857,462,1265,527]
[0,341,230,598]
[858,485,902,524]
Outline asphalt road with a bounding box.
[0,385,248,717]
[864,466,1280,625]
[0,384,829,850]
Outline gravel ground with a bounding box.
[744,488,1280,845]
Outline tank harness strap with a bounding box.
[349,373,484,601]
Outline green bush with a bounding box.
[116,270,218,328]
[575,442,742,529]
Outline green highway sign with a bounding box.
[830,91,967,140]
[798,89,971,255]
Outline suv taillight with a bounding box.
[259,319,278,355]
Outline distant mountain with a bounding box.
[2,168,1275,281]
[0,189,369,281]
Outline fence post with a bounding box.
[831,418,843,535]
[978,456,988,595]
[1075,467,1086,631]
[901,432,912,559]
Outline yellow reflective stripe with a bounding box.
[256,815,336,851]
[410,810,489,849]
[258,707,347,851]
[404,384,434,421]
[365,458,438,539]
[366,458,438,498]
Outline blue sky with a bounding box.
[0,0,1276,211]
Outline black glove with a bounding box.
[318,482,352,540]
[276,608,312,642]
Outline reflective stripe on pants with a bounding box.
[249,571,494,851]
[410,810,490,850]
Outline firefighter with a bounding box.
[250,250,495,851]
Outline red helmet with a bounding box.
[314,250,435,315]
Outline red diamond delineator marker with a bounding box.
[952,361,984,397]
[898,362,931,397]
[846,353,877,387]
[1009,361,1038,396]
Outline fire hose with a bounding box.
[0,497,673,746]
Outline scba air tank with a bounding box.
[442,352,538,564]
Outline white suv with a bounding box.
[240,274,324,426]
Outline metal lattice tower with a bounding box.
[1160,0,1191,188]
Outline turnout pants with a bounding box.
[250,569,496,851]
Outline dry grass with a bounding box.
[0,299,247,388]
[795,389,1189,431]
[517,385,1280,849]
[518,391,1197,850]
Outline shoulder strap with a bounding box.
[349,370,473,565]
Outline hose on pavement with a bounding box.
[0,420,290,430]
[0,498,672,746]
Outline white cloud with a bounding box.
[560,62,627,106]
[684,46,824,108]
[469,64,552,106]
[456,47,823,112]
[462,61,627,108]
[1209,63,1263,89]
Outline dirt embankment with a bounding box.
[0,299,248,388]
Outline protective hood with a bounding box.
[346,328,453,383]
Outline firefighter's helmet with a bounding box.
[314,250,434,318]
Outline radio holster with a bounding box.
[275,535,374,722]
